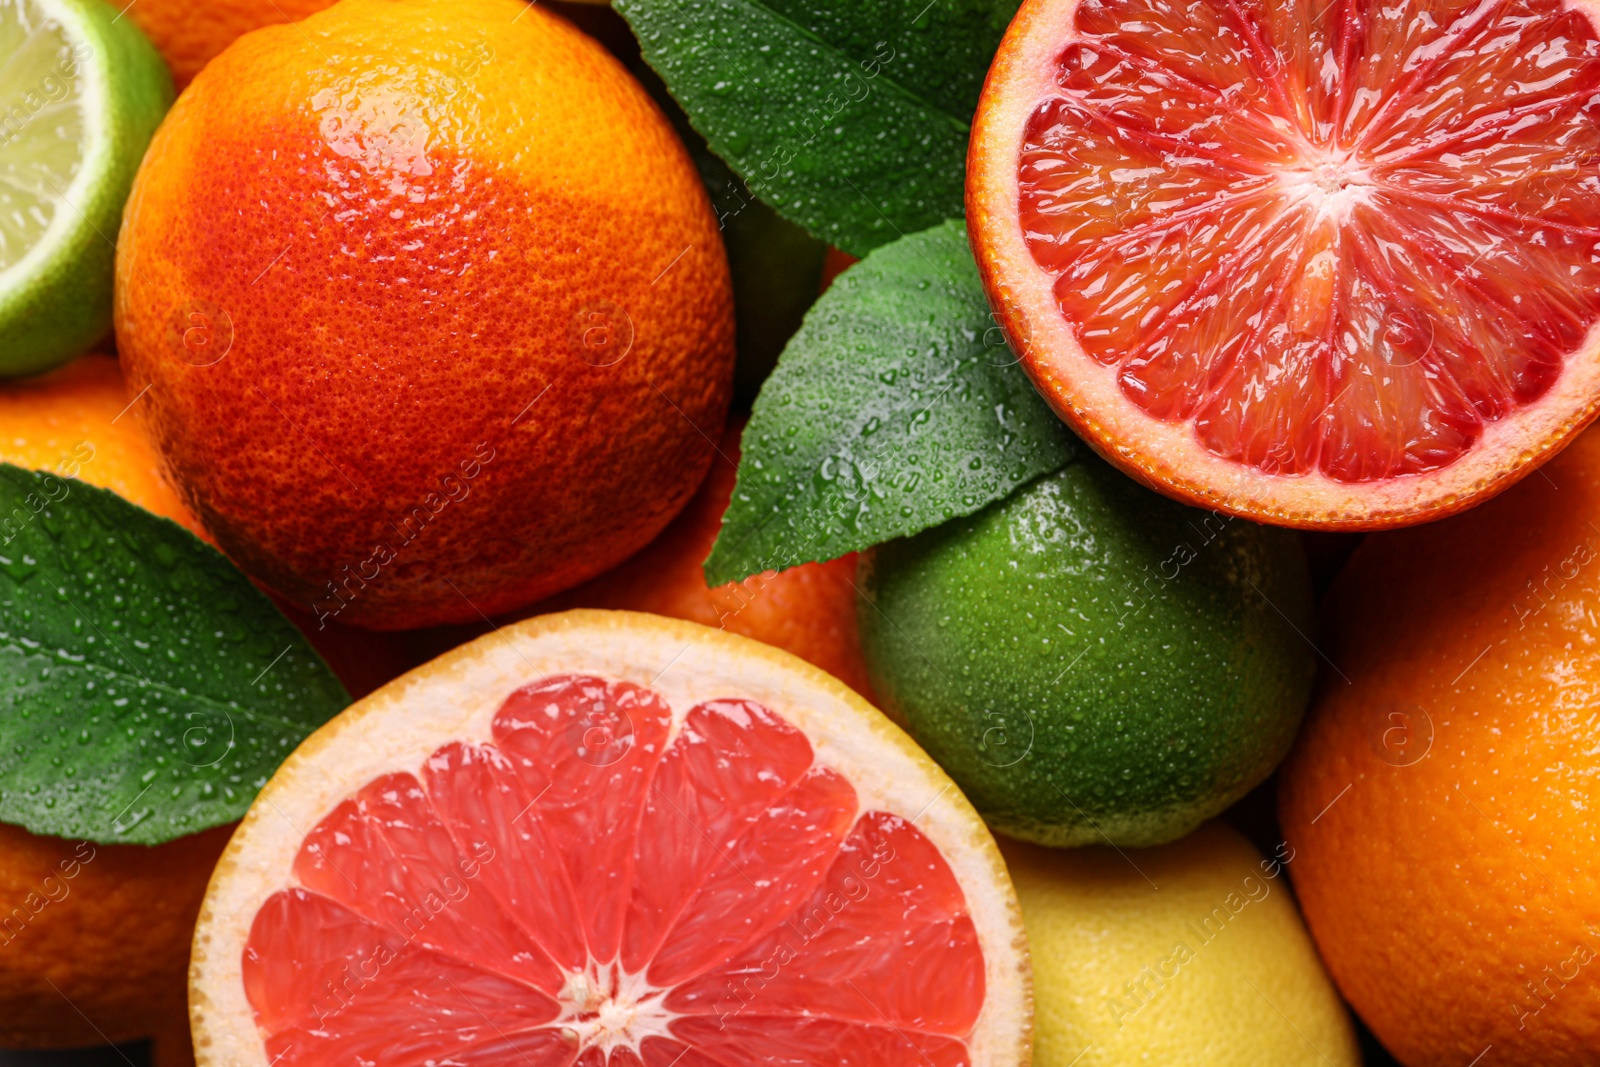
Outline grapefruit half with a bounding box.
[969,0,1600,528]
[191,611,1030,1067]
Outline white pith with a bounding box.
[189,612,1032,1067]
[1276,145,1376,222]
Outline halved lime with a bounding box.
[0,0,170,377]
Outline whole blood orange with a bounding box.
[538,422,876,700]
[969,0,1600,529]
[1280,424,1600,1065]
[115,0,734,630]
[191,611,1030,1067]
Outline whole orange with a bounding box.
[1280,427,1600,1066]
[115,0,734,631]
[537,422,876,699]
[123,0,336,89]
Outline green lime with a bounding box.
[0,0,172,377]
[858,457,1315,847]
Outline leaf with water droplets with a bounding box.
[706,220,1079,585]
[0,465,349,844]
[614,0,1020,255]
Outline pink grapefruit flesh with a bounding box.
[969,0,1600,527]
[193,613,1029,1067]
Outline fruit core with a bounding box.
[555,964,674,1059]
[1015,0,1600,483]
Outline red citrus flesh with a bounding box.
[242,674,986,1067]
[969,0,1600,527]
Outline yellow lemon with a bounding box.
[1004,822,1357,1066]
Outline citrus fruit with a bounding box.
[0,353,416,697]
[191,610,1031,1067]
[858,457,1314,847]
[0,0,171,377]
[0,819,232,1058]
[1003,822,1358,1066]
[114,0,735,631]
[122,0,335,89]
[1280,423,1600,1066]
[968,0,1600,529]
[0,352,200,534]
[538,422,876,699]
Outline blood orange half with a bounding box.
[969,0,1600,527]
[190,611,1030,1067]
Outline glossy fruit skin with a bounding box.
[115,0,734,630]
[1280,426,1600,1066]
[0,355,395,1059]
[1,0,171,378]
[537,422,875,698]
[859,458,1314,847]
[123,0,335,88]
[1003,822,1358,1066]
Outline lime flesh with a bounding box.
[0,0,170,376]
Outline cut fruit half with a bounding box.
[968,0,1600,528]
[191,611,1030,1067]
[0,0,170,377]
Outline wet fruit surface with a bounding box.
[242,673,987,1067]
[115,0,734,629]
[1281,423,1600,1066]
[1019,0,1600,481]
[858,458,1314,847]
[970,0,1600,526]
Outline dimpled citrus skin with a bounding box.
[0,354,200,536]
[123,0,337,88]
[1280,425,1600,1066]
[115,0,734,631]
[536,422,876,699]
[1003,823,1357,1066]
[859,458,1314,847]
[0,821,232,1053]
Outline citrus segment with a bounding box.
[196,612,1028,1067]
[970,0,1600,526]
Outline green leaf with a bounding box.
[706,219,1079,585]
[0,465,349,844]
[615,0,1020,256]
